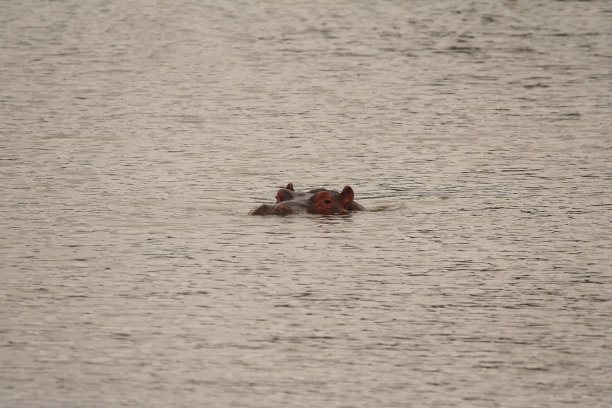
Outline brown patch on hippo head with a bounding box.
[306,186,358,214]
[275,183,296,203]
[310,191,337,214]
[275,188,293,203]
[274,203,297,215]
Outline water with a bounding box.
[1,1,611,406]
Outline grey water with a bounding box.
[1,1,611,407]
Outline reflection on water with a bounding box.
[1,0,611,407]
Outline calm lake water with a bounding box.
[1,1,611,407]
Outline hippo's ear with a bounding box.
[340,185,355,206]
[286,183,294,191]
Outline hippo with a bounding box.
[249,183,366,215]
[276,183,366,211]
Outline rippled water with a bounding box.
[1,1,611,407]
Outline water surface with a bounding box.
[1,1,611,407]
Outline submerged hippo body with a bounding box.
[249,183,366,216]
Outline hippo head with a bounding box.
[307,186,355,215]
[250,184,363,216]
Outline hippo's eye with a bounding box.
[324,199,331,205]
